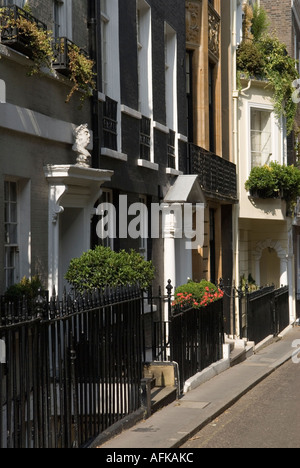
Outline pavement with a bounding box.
[97,325,300,449]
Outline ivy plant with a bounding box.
[237,3,299,135]
[0,5,95,103]
[0,6,54,75]
[65,43,96,103]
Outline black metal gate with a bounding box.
[239,285,290,344]
[170,299,224,392]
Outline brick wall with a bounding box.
[29,0,89,50]
[260,0,293,54]
[0,1,92,294]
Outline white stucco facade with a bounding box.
[236,78,296,323]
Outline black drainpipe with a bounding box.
[88,0,102,169]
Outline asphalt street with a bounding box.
[182,358,300,449]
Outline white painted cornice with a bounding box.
[0,102,93,148]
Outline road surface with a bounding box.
[181,359,300,448]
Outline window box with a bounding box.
[249,188,282,200]
[245,162,300,217]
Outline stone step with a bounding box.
[151,386,177,415]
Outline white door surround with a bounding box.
[44,164,113,294]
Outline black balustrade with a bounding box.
[0,5,47,56]
[189,143,238,202]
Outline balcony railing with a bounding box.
[189,143,238,202]
[52,37,88,76]
[0,5,47,56]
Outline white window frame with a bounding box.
[53,0,73,40]
[4,178,31,290]
[138,194,148,260]
[165,22,179,170]
[101,0,121,154]
[4,180,19,289]
[247,103,278,174]
[137,0,154,163]
[137,0,153,118]
[101,0,109,95]
[97,188,114,251]
[2,0,26,7]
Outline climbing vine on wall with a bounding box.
[237,3,299,135]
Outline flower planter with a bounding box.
[249,188,282,200]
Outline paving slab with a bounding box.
[98,326,300,449]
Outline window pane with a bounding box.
[5,246,15,268]
[4,224,9,244]
[4,201,9,223]
[6,269,14,289]
[4,181,18,244]
[251,109,272,168]
[9,224,18,244]
[10,181,17,202]
[4,181,9,202]
[10,201,17,222]
[5,224,17,245]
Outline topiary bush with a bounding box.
[65,246,155,292]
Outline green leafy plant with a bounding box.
[0,7,54,75]
[245,164,279,199]
[0,6,95,103]
[237,3,299,135]
[236,41,265,79]
[270,162,300,206]
[65,246,155,292]
[5,276,45,302]
[245,162,300,212]
[251,2,269,41]
[239,274,259,293]
[173,280,224,310]
[65,43,96,103]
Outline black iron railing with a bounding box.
[239,285,289,343]
[0,281,229,447]
[0,5,47,55]
[143,284,225,392]
[52,37,88,76]
[0,286,144,448]
[170,299,224,392]
[189,144,238,202]
[274,286,290,335]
